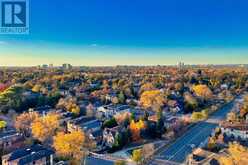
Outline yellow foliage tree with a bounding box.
[219,142,248,165]
[192,84,213,99]
[53,130,85,160]
[226,112,237,122]
[140,90,165,110]
[31,113,59,142]
[32,84,41,93]
[0,120,7,129]
[207,136,217,150]
[56,97,80,115]
[71,106,80,115]
[139,83,155,94]
[132,149,142,164]
[191,109,209,122]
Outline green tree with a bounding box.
[118,92,125,104]
[103,118,118,128]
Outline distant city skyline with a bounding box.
[1,0,248,66]
[0,42,247,66]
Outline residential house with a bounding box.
[102,126,122,148]
[67,116,102,145]
[97,104,131,119]
[105,92,117,102]
[2,145,54,165]
[32,105,53,116]
[130,108,155,120]
[186,148,226,165]
[56,110,74,125]
[220,121,248,140]
[58,89,69,96]
[22,91,40,100]
[164,116,180,129]
[167,100,182,113]
[0,129,24,153]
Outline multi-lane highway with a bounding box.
[150,95,244,165]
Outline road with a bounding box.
[150,95,244,164]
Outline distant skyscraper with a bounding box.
[42,64,48,68]
[62,63,72,69]
[177,62,184,70]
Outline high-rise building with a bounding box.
[49,64,53,68]
[62,63,72,69]
[42,64,48,68]
[178,62,184,70]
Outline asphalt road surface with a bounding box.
[152,95,243,164]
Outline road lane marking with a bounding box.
[167,125,209,161]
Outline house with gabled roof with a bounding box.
[2,145,54,165]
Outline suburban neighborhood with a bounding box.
[0,65,248,165]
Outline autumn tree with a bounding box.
[53,130,85,160]
[139,83,155,94]
[15,111,39,137]
[142,143,155,159]
[207,136,217,150]
[71,106,80,115]
[184,92,198,112]
[191,109,209,122]
[132,149,142,164]
[174,82,183,92]
[129,120,146,141]
[56,97,80,115]
[140,90,165,111]
[32,84,41,93]
[209,78,220,89]
[115,160,126,165]
[240,95,248,118]
[0,120,7,129]
[192,84,213,100]
[31,113,60,142]
[115,112,130,124]
[219,142,248,165]
[86,103,95,117]
[0,83,9,93]
[226,112,237,122]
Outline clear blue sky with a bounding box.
[0,0,248,66]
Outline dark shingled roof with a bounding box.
[0,130,17,139]
[18,149,54,165]
[7,145,54,164]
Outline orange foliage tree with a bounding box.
[129,120,146,141]
[0,83,9,92]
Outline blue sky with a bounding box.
[0,0,248,66]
